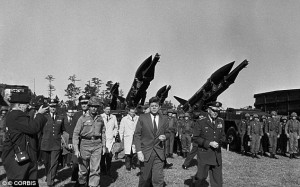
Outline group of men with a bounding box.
[1,90,228,187]
[238,111,300,159]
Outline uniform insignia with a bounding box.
[86,120,91,123]
[205,127,208,129]
[217,123,222,128]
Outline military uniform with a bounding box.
[166,110,177,157]
[277,117,288,156]
[266,115,281,158]
[41,112,66,186]
[179,114,194,158]
[285,113,300,158]
[237,116,250,154]
[73,96,106,187]
[248,116,263,158]
[193,114,226,186]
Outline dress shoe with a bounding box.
[255,154,260,159]
[289,154,293,159]
[182,165,188,170]
[132,164,136,169]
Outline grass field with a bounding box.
[1,149,300,187]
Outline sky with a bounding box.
[1,1,300,108]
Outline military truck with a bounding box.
[218,107,268,151]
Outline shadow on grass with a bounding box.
[100,160,124,187]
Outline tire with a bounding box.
[226,127,238,151]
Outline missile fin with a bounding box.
[174,96,187,105]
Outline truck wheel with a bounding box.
[226,127,237,151]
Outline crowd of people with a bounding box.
[0,91,299,187]
[237,111,300,159]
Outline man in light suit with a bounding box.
[133,96,170,187]
[119,106,139,171]
[100,103,118,176]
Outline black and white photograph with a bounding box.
[0,1,300,186]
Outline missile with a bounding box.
[125,53,160,107]
[174,60,248,112]
[156,85,171,105]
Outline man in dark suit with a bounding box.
[40,99,66,186]
[192,101,226,187]
[133,96,170,187]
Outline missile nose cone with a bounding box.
[210,61,235,84]
[225,60,249,83]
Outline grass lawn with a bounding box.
[1,149,300,186]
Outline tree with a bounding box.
[84,77,102,97]
[65,74,81,105]
[45,75,55,99]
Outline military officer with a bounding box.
[285,112,300,159]
[69,94,90,182]
[175,113,184,156]
[248,114,263,158]
[278,116,288,157]
[40,99,66,186]
[166,109,177,158]
[259,115,269,157]
[238,113,250,155]
[100,103,118,176]
[266,111,281,159]
[73,96,106,187]
[179,113,194,158]
[192,101,226,187]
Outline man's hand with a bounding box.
[158,135,166,141]
[287,134,290,138]
[68,144,73,150]
[277,135,280,138]
[267,133,269,136]
[102,147,107,155]
[38,105,49,114]
[75,150,81,158]
[209,141,219,148]
[137,151,144,162]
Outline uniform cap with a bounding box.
[253,114,259,118]
[79,95,90,103]
[49,99,59,106]
[281,116,288,120]
[179,113,184,118]
[261,115,266,119]
[291,112,297,117]
[0,106,9,111]
[88,96,101,106]
[206,101,222,111]
[271,111,277,116]
[167,109,174,113]
[162,110,167,115]
[184,113,190,118]
[245,113,250,117]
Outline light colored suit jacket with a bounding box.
[101,113,118,152]
[119,114,139,154]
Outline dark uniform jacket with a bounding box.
[179,120,194,136]
[192,116,226,166]
[248,121,263,136]
[266,118,282,135]
[167,117,177,133]
[133,113,170,162]
[2,110,47,161]
[41,113,66,151]
[238,119,249,135]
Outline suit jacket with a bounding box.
[101,113,118,152]
[41,113,65,151]
[193,115,226,166]
[119,114,139,154]
[133,113,170,162]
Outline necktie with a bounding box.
[107,115,109,122]
[52,114,55,121]
[153,115,157,134]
